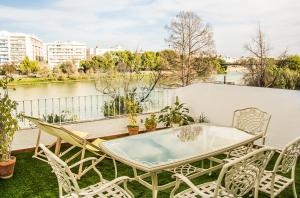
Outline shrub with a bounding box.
[103,93,143,117]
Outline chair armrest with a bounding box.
[173,174,210,197]
[79,176,133,196]
[69,157,98,169]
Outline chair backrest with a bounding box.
[274,136,300,174]
[39,122,85,148]
[39,144,80,197]
[24,115,59,137]
[232,107,271,136]
[215,147,274,197]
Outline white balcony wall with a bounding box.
[174,83,300,148]
[12,83,300,151]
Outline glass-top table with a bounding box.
[99,124,262,198]
[100,124,261,172]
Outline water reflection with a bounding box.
[176,125,203,142]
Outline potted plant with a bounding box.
[144,114,157,131]
[126,98,139,135]
[159,96,194,127]
[0,77,21,179]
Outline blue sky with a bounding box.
[0,0,300,57]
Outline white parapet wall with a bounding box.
[12,83,300,150]
[173,83,300,148]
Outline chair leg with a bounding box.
[292,181,298,198]
[77,149,86,180]
[113,159,118,178]
[209,160,212,176]
[34,129,42,156]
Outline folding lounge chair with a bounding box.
[39,122,118,179]
[24,115,88,162]
[25,115,117,179]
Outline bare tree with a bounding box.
[165,11,214,86]
[244,25,273,87]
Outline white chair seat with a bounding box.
[229,145,253,157]
[174,181,235,198]
[259,171,293,197]
[63,179,132,198]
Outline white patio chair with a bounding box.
[259,136,300,198]
[170,147,275,198]
[228,107,271,158]
[39,144,134,198]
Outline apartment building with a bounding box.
[86,45,124,60]
[45,41,86,68]
[0,31,43,65]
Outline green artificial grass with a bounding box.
[0,149,299,198]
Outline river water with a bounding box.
[8,71,244,101]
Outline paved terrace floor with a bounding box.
[0,145,299,197]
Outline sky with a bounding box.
[0,0,299,57]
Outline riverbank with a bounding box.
[8,77,95,86]
[7,72,158,86]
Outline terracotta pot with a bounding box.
[171,123,180,128]
[127,126,139,135]
[0,156,16,179]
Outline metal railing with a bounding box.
[17,89,172,128]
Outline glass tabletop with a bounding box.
[100,124,257,170]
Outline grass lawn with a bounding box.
[0,149,299,198]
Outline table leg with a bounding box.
[151,173,158,198]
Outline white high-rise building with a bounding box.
[86,45,124,60]
[0,31,43,65]
[45,41,86,68]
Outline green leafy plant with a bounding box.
[103,93,143,117]
[158,96,194,127]
[42,110,77,123]
[126,98,139,128]
[0,77,21,162]
[198,113,209,123]
[144,114,157,131]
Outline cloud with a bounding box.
[0,0,299,56]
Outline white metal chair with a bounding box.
[170,147,275,198]
[228,107,271,158]
[40,144,134,198]
[259,136,300,198]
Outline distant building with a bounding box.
[221,56,239,64]
[45,41,86,68]
[0,31,43,65]
[86,45,124,60]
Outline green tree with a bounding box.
[79,60,93,73]
[19,57,40,75]
[159,49,179,70]
[193,56,224,77]
[141,51,163,70]
[0,63,17,75]
[59,61,77,76]
[278,55,300,71]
